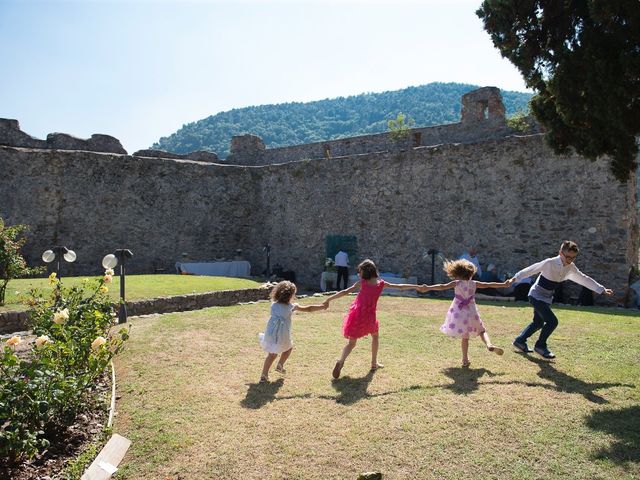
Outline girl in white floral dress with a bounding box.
[422,259,512,367]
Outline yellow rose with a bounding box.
[52,308,69,325]
[103,274,113,284]
[48,272,58,285]
[105,268,115,276]
[5,336,21,347]
[99,285,109,294]
[91,336,107,350]
[35,335,50,348]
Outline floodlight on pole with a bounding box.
[102,249,133,324]
[42,245,76,280]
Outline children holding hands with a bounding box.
[258,242,613,383]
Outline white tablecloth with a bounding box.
[175,261,251,278]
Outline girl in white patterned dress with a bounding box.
[259,281,327,382]
[422,259,512,367]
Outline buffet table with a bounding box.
[175,260,251,278]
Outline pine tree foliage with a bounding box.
[477,0,640,181]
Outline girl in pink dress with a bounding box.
[323,259,421,378]
[423,259,512,367]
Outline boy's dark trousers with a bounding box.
[515,297,559,348]
[336,266,349,290]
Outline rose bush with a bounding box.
[0,271,129,463]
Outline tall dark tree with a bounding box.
[477,1,640,181]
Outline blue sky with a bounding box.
[0,0,530,154]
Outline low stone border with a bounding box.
[0,286,273,334]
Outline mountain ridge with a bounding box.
[152,82,532,158]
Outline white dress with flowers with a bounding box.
[259,302,297,354]
[439,280,486,339]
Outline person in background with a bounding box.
[334,249,350,291]
[479,263,500,282]
[479,263,502,296]
[460,246,482,279]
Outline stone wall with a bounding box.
[227,120,519,166]
[0,119,126,154]
[251,135,637,297]
[0,146,261,275]
[0,134,636,300]
[0,86,636,304]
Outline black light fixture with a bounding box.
[42,245,76,280]
[263,243,271,279]
[102,249,133,324]
[427,249,439,285]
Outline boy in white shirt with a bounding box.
[510,240,614,358]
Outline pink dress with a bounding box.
[342,279,385,338]
[440,280,486,338]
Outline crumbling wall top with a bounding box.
[461,86,506,123]
[0,118,127,154]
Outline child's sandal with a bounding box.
[332,360,344,379]
[462,360,471,368]
[488,346,504,356]
[275,364,286,374]
[259,375,269,383]
[370,363,384,372]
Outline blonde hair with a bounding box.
[444,259,476,281]
[357,259,379,280]
[270,281,297,304]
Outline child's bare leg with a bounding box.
[480,331,504,355]
[370,333,383,370]
[340,338,358,363]
[333,338,357,378]
[461,337,470,366]
[277,348,293,372]
[261,353,278,381]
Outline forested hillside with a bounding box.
[152,82,531,158]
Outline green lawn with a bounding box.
[0,275,262,312]
[112,297,640,480]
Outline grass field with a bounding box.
[112,296,639,479]
[0,274,262,312]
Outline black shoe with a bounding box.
[513,339,533,353]
[534,346,556,359]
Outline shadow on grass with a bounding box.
[328,370,376,405]
[241,378,285,409]
[520,353,634,404]
[441,366,502,395]
[585,405,640,465]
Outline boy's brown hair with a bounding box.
[443,259,476,281]
[560,240,579,254]
[357,259,379,280]
[270,280,297,304]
